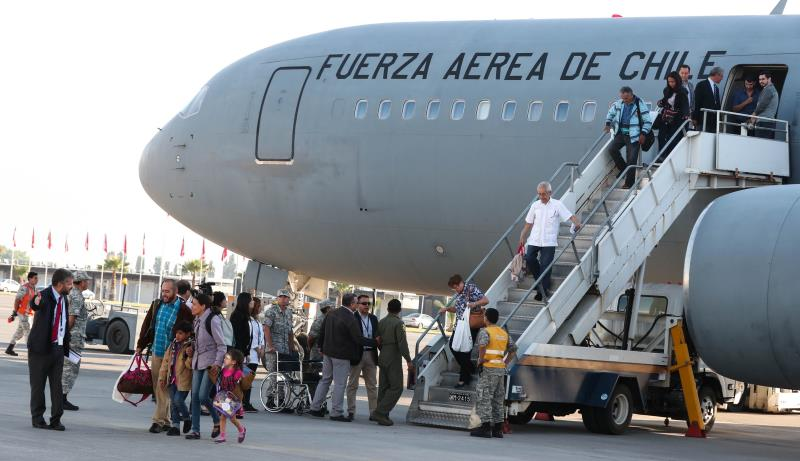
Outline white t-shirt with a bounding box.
[524,198,574,247]
[249,318,265,364]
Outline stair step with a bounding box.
[418,401,476,415]
[561,222,603,237]
[557,236,593,250]
[439,371,479,388]
[517,275,566,290]
[500,313,541,333]
[495,300,543,317]
[508,286,561,303]
[408,405,476,429]
[429,386,478,404]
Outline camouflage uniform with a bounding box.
[475,328,517,424]
[308,311,327,361]
[62,282,89,393]
[9,283,35,345]
[263,291,295,387]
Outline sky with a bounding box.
[0,0,794,275]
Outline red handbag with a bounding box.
[116,354,153,405]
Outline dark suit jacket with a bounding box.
[693,79,721,131]
[28,286,70,356]
[659,89,690,127]
[318,306,377,364]
[353,310,379,362]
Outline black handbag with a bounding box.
[636,99,656,151]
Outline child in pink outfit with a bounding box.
[212,350,248,443]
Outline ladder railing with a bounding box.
[499,119,691,332]
[414,132,610,356]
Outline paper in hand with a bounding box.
[68,349,81,365]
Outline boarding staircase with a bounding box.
[407,110,790,429]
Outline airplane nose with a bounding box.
[139,129,162,203]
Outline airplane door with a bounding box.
[255,67,310,162]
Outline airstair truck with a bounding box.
[409,113,789,434]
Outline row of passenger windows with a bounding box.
[354,99,652,123]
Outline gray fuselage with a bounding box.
[139,15,800,294]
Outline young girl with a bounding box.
[211,349,253,443]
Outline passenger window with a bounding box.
[378,100,391,120]
[581,101,597,122]
[451,100,465,120]
[476,100,491,120]
[355,99,368,119]
[427,100,441,120]
[528,101,543,122]
[402,100,416,120]
[502,101,517,121]
[555,101,569,122]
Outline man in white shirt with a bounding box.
[518,182,582,301]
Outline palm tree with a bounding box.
[330,281,354,306]
[182,259,210,286]
[101,254,125,300]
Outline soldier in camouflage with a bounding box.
[471,307,517,439]
[5,271,38,356]
[62,271,92,411]
[263,289,298,390]
[308,299,334,361]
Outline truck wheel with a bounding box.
[106,320,130,354]
[594,384,633,435]
[581,408,601,433]
[697,386,717,432]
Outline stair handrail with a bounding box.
[414,131,610,357]
[499,120,691,332]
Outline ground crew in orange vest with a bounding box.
[5,271,38,356]
[470,307,517,439]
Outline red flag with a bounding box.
[180,237,185,257]
[103,233,108,253]
[12,227,16,248]
[142,234,146,256]
[123,235,127,255]
[221,247,228,261]
[65,236,69,253]
[47,231,52,250]
[85,232,89,251]
[201,239,206,261]
[31,229,35,249]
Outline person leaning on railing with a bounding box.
[749,70,780,140]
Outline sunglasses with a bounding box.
[358,302,372,306]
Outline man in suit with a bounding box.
[27,268,73,431]
[372,299,414,426]
[308,293,377,422]
[679,64,695,129]
[345,294,379,420]
[693,66,725,133]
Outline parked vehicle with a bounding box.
[0,279,20,293]
[403,313,435,329]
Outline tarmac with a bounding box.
[0,292,798,460]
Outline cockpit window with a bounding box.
[179,85,209,119]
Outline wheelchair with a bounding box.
[260,351,323,414]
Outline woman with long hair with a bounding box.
[656,70,690,162]
[230,292,253,358]
[242,297,265,412]
[186,294,226,440]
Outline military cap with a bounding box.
[277,288,293,298]
[73,270,91,282]
[319,299,336,309]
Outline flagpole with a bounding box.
[137,234,144,304]
[9,247,15,282]
[120,252,126,303]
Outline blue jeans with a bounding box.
[191,369,218,433]
[525,245,556,294]
[168,384,190,427]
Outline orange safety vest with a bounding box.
[483,325,509,369]
[15,283,35,316]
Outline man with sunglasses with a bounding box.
[345,294,379,421]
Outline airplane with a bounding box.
[139,11,800,387]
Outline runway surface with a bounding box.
[0,292,797,460]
